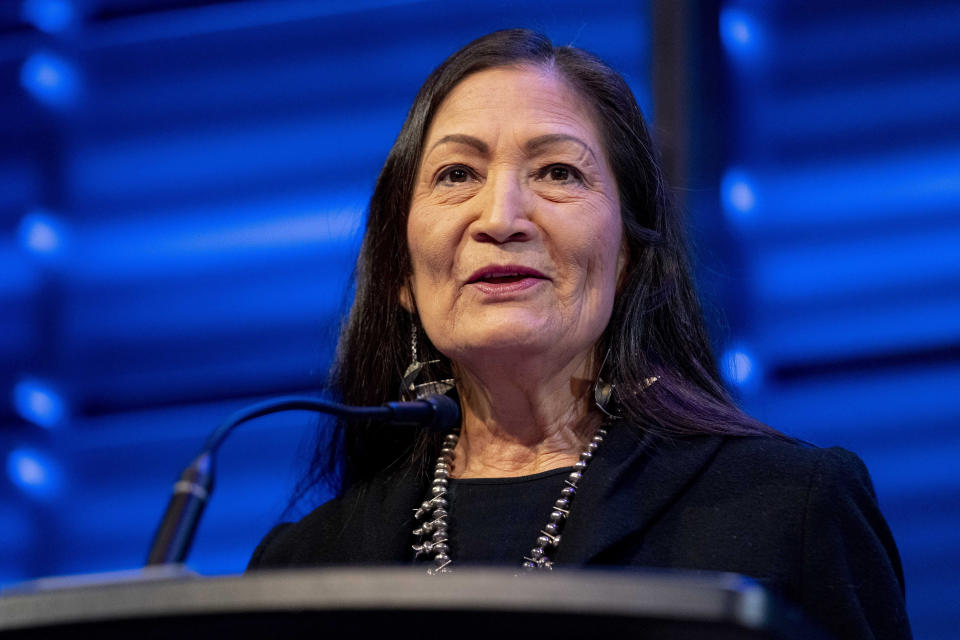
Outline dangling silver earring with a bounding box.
[400,321,455,401]
[593,348,620,419]
[594,348,659,419]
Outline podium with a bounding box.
[0,567,831,639]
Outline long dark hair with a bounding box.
[300,29,779,502]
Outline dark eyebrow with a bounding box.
[525,134,598,162]
[427,134,489,155]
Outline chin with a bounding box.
[447,317,560,359]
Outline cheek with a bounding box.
[409,235,444,275]
[407,209,462,293]
[557,208,623,289]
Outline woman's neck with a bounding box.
[449,351,600,478]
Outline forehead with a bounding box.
[424,65,605,149]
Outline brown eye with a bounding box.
[537,164,582,185]
[437,166,475,185]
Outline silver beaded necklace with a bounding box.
[411,424,608,574]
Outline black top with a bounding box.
[445,468,572,566]
[248,425,912,640]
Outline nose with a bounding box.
[470,171,534,244]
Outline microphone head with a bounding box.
[422,394,461,431]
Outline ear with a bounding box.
[399,280,414,312]
[615,239,630,294]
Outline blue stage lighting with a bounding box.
[21,0,76,34]
[722,348,755,386]
[19,51,79,108]
[13,379,67,429]
[18,209,67,256]
[722,168,757,221]
[6,448,62,500]
[719,6,764,61]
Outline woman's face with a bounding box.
[406,65,625,370]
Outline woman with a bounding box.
[249,29,910,639]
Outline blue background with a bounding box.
[0,1,957,637]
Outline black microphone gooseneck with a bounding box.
[145,394,459,566]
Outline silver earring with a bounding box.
[593,348,659,419]
[400,321,455,401]
[593,348,620,419]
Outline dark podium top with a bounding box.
[0,567,831,639]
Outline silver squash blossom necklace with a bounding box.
[411,424,608,574]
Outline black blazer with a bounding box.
[249,425,911,639]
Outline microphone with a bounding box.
[384,394,461,431]
[146,394,459,566]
